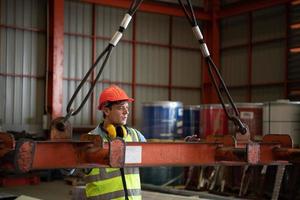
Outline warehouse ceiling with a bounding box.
[150,0,203,7]
[150,0,255,9]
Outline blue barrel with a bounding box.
[142,101,183,140]
[183,105,201,138]
[141,101,183,185]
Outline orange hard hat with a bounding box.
[98,85,134,110]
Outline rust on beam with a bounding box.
[0,133,15,157]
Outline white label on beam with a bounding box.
[125,146,142,164]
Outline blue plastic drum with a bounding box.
[183,105,201,138]
[141,101,184,186]
[142,101,183,140]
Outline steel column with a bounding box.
[48,0,64,119]
[202,0,220,103]
[131,15,137,126]
[168,16,173,100]
[284,4,289,98]
[247,13,253,102]
[91,4,97,125]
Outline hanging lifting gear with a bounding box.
[120,168,130,200]
[177,0,247,135]
[51,0,143,198]
[53,0,143,131]
[53,0,247,197]
[53,0,247,140]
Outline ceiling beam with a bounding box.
[219,0,293,18]
[81,0,211,20]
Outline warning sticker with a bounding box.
[125,146,142,164]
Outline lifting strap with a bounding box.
[55,0,247,137]
[177,0,247,135]
[120,168,129,200]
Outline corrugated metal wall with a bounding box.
[0,0,47,132]
[134,13,202,129]
[64,1,93,126]
[171,16,201,106]
[172,17,199,48]
[288,2,300,100]
[252,86,285,102]
[1,0,294,131]
[135,12,170,128]
[221,14,248,103]
[62,1,203,128]
[251,6,286,100]
[64,2,92,126]
[220,5,286,102]
[172,49,201,87]
[251,6,285,81]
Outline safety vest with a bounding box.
[85,127,142,200]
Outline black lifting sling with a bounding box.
[53,0,248,199]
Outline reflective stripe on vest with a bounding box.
[85,127,142,200]
[85,168,139,183]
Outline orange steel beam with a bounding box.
[3,134,300,173]
[126,142,221,166]
[2,132,299,173]
[292,0,300,5]
[0,133,15,157]
[290,23,300,29]
[81,0,211,20]
[14,140,248,172]
[274,147,300,161]
[32,141,111,169]
[121,141,293,166]
[10,138,125,172]
[290,47,300,53]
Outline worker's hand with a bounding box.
[184,134,201,142]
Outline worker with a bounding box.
[85,84,146,200]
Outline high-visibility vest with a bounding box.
[85,127,142,200]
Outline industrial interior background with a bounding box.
[0,0,300,199]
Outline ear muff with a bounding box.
[106,124,127,139]
[106,124,117,139]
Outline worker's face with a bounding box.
[103,101,129,126]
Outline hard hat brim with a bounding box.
[98,98,134,110]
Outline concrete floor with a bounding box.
[0,180,242,200]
